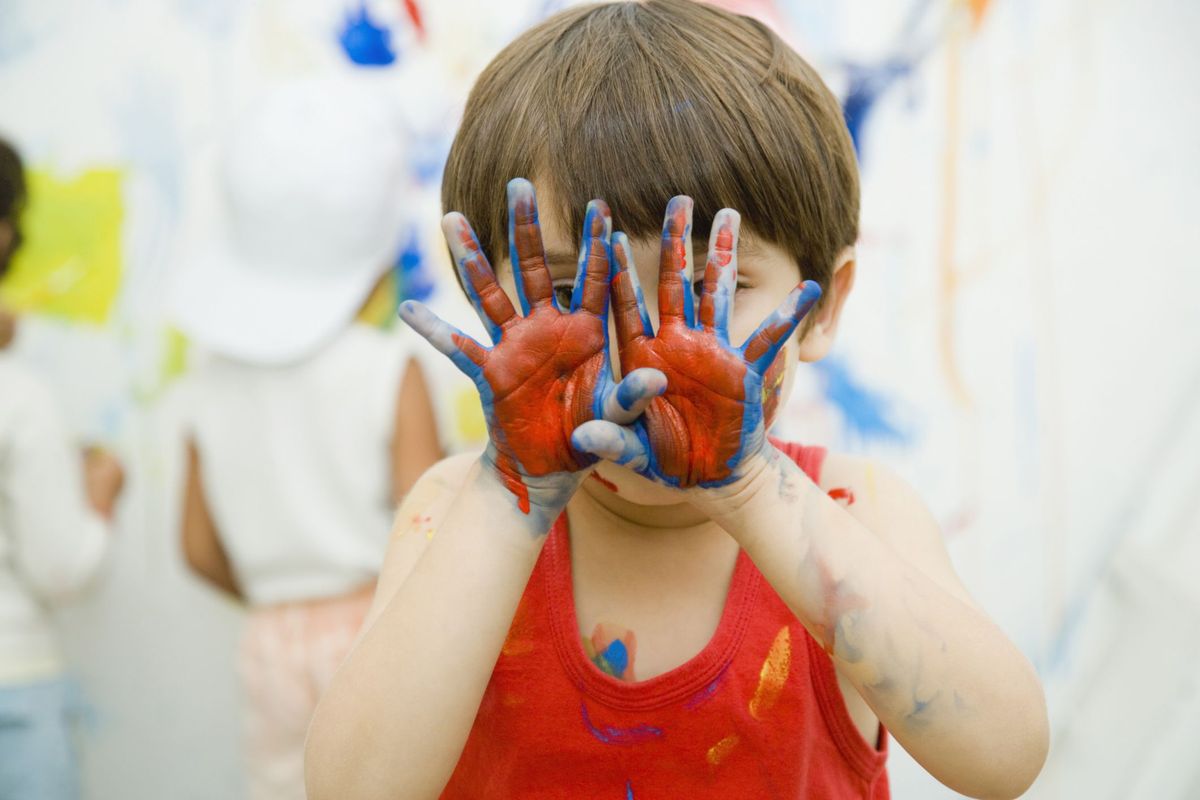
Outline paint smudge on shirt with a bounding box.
[749,626,791,719]
[580,701,663,745]
[706,733,740,767]
[684,664,729,710]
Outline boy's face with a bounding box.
[491,191,824,507]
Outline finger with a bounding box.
[573,199,613,316]
[602,367,667,425]
[507,178,556,315]
[698,208,739,343]
[741,280,823,373]
[442,212,514,345]
[611,232,653,351]
[571,420,651,473]
[399,300,487,380]
[657,195,695,327]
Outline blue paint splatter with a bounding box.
[842,60,912,158]
[338,2,396,67]
[396,228,435,303]
[580,702,663,745]
[626,779,634,799]
[814,355,908,444]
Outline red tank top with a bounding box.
[441,442,889,798]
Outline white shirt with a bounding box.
[183,324,407,607]
[0,355,109,683]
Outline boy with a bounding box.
[306,2,1049,798]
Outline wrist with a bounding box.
[476,449,582,532]
[689,445,817,546]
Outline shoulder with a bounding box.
[390,452,480,534]
[817,451,977,608]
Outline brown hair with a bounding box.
[0,137,27,278]
[442,0,859,299]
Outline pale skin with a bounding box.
[305,185,1049,800]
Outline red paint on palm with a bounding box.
[618,318,750,486]
[454,308,606,482]
[611,200,755,487]
[432,189,615,513]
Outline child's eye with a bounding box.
[553,282,574,309]
[691,276,748,297]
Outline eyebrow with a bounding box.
[543,250,580,277]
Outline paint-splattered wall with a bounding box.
[0,1,1196,798]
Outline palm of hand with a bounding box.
[621,323,757,487]
[481,306,608,476]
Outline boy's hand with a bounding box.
[400,179,664,518]
[572,197,821,488]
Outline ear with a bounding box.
[795,245,856,363]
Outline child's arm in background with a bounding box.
[3,369,119,603]
[181,439,242,600]
[576,200,1048,800]
[390,358,443,502]
[305,180,664,800]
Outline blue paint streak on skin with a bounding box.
[626,780,635,799]
[580,702,663,745]
[600,639,629,676]
[813,355,909,444]
[338,2,397,67]
[507,178,547,315]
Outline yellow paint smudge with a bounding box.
[749,626,790,719]
[1,167,124,324]
[706,734,740,767]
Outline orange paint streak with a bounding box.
[706,734,740,767]
[748,626,791,719]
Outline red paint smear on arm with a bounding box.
[828,487,856,506]
[589,472,619,493]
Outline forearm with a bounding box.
[698,451,1048,799]
[306,459,571,800]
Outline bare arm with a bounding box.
[390,358,443,503]
[695,453,1049,799]
[181,439,242,601]
[305,454,558,800]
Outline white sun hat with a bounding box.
[170,76,406,365]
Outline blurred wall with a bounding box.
[0,1,1196,798]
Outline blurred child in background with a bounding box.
[0,137,126,800]
[170,78,442,800]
